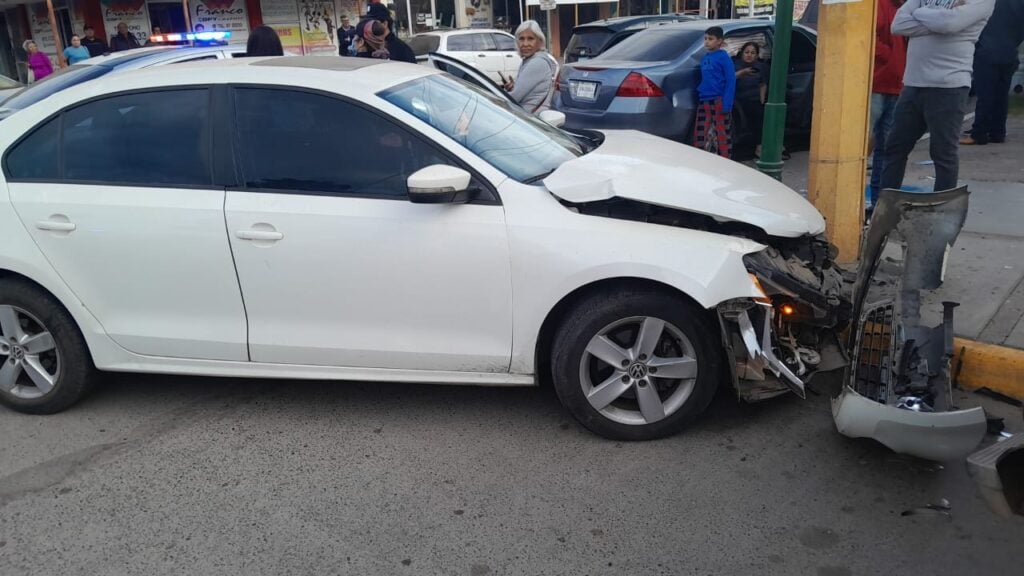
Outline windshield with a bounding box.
[566,28,614,58]
[380,75,585,183]
[598,28,703,62]
[1,65,110,111]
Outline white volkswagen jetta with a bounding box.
[0,56,844,440]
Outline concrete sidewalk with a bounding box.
[769,100,1024,351]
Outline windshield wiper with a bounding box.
[523,169,555,184]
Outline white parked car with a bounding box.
[0,57,980,451]
[408,29,520,83]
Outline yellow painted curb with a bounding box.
[953,338,1024,401]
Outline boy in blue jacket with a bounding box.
[694,26,736,158]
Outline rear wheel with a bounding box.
[550,289,720,440]
[0,279,97,414]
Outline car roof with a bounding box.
[574,13,701,32]
[415,28,511,38]
[103,44,246,68]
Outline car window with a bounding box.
[492,33,515,51]
[566,28,613,59]
[4,116,60,180]
[0,75,20,90]
[172,54,219,63]
[380,75,584,183]
[0,65,109,112]
[447,35,474,51]
[726,30,772,61]
[233,88,450,197]
[62,89,212,186]
[597,28,704,63]
[475,33,497,51]
[408,35,441,55]
[789,30,816,73]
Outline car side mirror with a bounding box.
[538,109,566,128]
[407,164,474,204]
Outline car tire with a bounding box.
[0,279,97,414]
[550,288,720,441]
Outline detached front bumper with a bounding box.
[832,386,986,461]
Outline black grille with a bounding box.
[852,302,897,403]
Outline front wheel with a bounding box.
[550,289,721,440]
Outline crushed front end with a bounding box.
[718,232,851,402]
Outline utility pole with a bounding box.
[755,0,795,181]
[806,0,876,263]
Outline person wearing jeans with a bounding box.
[868,0,907,206]
[880,0,995,192]
[961,0,1024,145]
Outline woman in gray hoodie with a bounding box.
[503,20,558,114]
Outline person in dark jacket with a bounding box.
[365,3,416,63]
[246,25,285,57]
[354,20,390,59]
[81,26,107,57]
[868,0,907,206]
[962,0,1024,145]
[732,41,770,157]
[337,15,357,55]
[110,22,140,52]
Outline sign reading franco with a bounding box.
[190,0,250,42]
[28,3,59,57]
[99,0,151,45]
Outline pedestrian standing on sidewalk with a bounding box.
[868,0,907,208]
[246,26,285,57]
[81,26,107,57]
[880,0,996,192]
[110,22,140,52]
[23,41,53,83]
[694,26,736,159]
[63,35,92,65]
[733,41,769,158]
[961,0,1024,145]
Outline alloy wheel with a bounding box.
[0,304,61,400]
[578,315,699,426]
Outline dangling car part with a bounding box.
[832,187,987,461]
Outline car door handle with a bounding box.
[477,54,487,57]
[35,220,76,232]
[506,54,514,57]
[235,230,283,241]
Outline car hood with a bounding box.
[543,130,826,238]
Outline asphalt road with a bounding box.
[1,371,1021,576]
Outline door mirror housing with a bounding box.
[407,164,474,204]
[538,110,566,128]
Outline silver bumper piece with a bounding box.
[832,386,986,461]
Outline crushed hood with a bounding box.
[543,130,826,238]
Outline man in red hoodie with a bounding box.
[869,0,907,208]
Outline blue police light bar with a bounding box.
[148,30,231,43]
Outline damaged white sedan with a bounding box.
[0,57,980,457]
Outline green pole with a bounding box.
[756,0,795,181]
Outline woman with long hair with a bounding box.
[246,25,284,57]
[732,41,769,157]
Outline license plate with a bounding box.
[571,80,598,101]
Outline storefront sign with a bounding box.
[190,0,250,42]
[28,3,59,57]
[100,0,151,45]
[268,23,306,54]
[298,0,339,54]
[261,0,300,23]
[735,0,775,16]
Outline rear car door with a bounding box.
[4,88,248,360]
[491,32,521,78]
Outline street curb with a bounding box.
[953,338,1024,401]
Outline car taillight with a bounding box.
[616,72,664,98]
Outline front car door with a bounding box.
[223,86,513,372]
[3,88,248,360]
